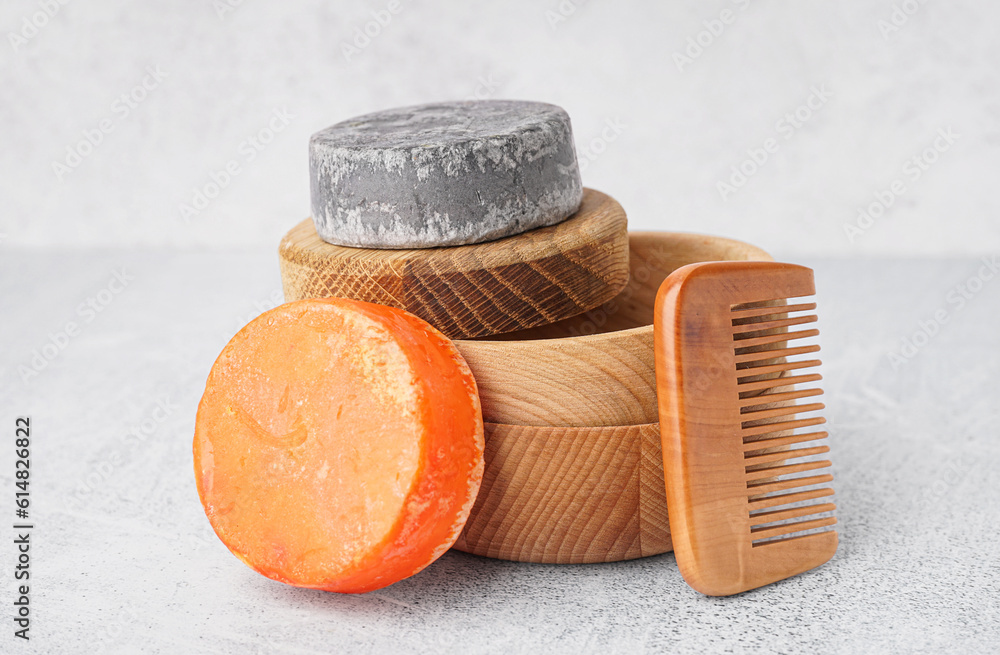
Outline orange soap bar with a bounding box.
[194,298,484,593]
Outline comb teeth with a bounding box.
[731,297,837,548]
[655,261,838,596]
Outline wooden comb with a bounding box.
[654,261,837,596]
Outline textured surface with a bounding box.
[193,298,484,593]
[309,100,582,248]
[453,422,671,564]
[1,250,999,654]
[280,188,628,339]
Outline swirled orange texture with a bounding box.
[194,298,484,593]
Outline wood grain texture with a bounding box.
[654,261,837,596]
[452,422,672,564]
[450,390,793,565]
[455,232,774,426]
[278,188,629,339]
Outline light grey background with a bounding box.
[1,1,999,654]
[1,0,998,255]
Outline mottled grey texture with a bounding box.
[309,100,583,249]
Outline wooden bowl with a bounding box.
[278,188,629,339]
[454,232,774,427]
[451,232,774,564]
[452,421,671,564]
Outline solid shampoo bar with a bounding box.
[194,298,484,593]
[309,100,583,248]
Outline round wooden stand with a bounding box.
[279,188,629,339]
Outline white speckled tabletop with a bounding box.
[1,250,997,654]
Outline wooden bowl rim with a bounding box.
[457,230,773,347]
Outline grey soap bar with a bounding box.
[309,100,583,249]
